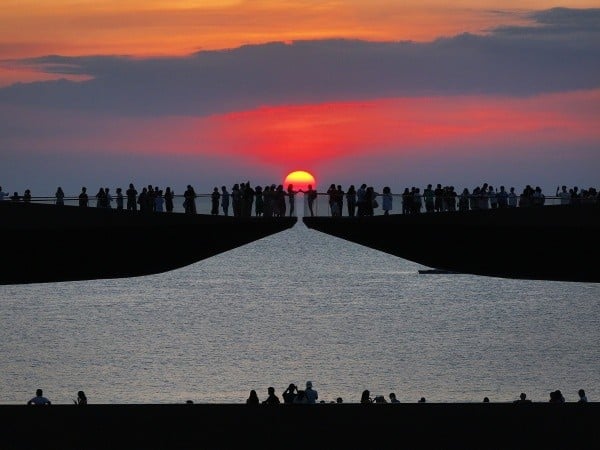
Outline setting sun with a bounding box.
[283,170,316,193]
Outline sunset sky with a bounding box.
[1,1,599,197]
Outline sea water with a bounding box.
[0,220,598,405]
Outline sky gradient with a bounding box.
[1,2,599,197]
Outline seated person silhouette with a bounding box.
[513,392,532,404]
[27,389,51,405]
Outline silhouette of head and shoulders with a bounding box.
[28,389,51,406]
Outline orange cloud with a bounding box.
[5,1,594,61]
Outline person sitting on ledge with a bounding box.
[513,392,532,404]
[549,390,565,403]
[282,383,297,404]
[74,390,87,405]
[578,389,588,403]
[246,389,259,405]
[262,386,280,405]
[360,390,373,404]
[418,397,426,403]
[27,388,51,405]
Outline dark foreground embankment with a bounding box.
[2,402,598,449]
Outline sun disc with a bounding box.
[283,170,316,193]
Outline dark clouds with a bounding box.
[1,7,599,117]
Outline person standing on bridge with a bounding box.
[287,184,298,216]
[304,184,317,217]
[305,381,318,404]
[184,185,197,214]
[220,186,230,216]
[126,183,138,211]
[211,187,220,215]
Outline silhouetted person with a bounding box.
[146,185,156,211]
[242,181,255,217]
[126,183,138,211]
[365,186,376,216]
[361,390,373,404]
[262,386,280,405]
[105,187,113,208]
[401,187,412,214]
[382,186,392,215]
[154,190,164,212]
[496,186,508,208]
[184,185,197,214]
[346,185,357,217]
[246,389,259,405]
[78,187,88,207]
[55,187,65,206]
[356,183,367,216]
[423,184,435,212]
[411,187,421,213]
[293,390,307,404]
[115,188,124,210]
[164,187,174,213]
[282,383,297,404]
[336,185,344,215]
[74,390,87,405]
[488,186,498,209]
[137,187,148,212]
[275,184,286,217]
[211,187,220,215]
[532,186,545,206]
[305,381,318,404]
[578,389,588,403]
[305,184,317,217]
[221,186,230,216]
[550,390,565,403]
[287,184,297,216]
[95,187,105,208]
[514,393,531,404]
[10,191,20,201]
[434,184,444,212]
[418,397,426,403]
[458,188,470,211]
[556,185,571,205]
[483,397,490,403]
[254,185,263,216]
[508,187,518,208]
[389,392,400,403]
[0,186,9,201]
[336,397,343,404]
[28,389,51,405]
[23,189,32,203]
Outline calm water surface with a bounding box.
[1,221,598,405]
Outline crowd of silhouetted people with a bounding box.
[24,385,590,406]
[2,181,598,218]
[320,182,600,217]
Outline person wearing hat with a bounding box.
[305,381,318,404]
